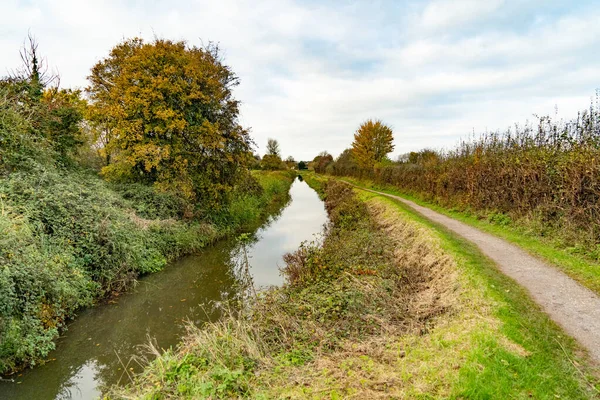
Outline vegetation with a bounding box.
[260,139,285,170]
[344,176,600,296]
[284,156,296,169]
[108,176,599,399]
[328,101,600,264]
[260,155,285,170]
[265,138,281,157]
[4,29,600,399]
[329,148,359,176]
[351,119,394,169]
[0,37,296,375]
[87,38,252,208]
[0,160,294,374]
[310,151,333,173]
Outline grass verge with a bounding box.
[108,178,599,399]
[336,174,600,297]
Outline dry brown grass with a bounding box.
[111,182,583,399]
[365,198,459,326]
[264,194,465,399]
[127,211,177,230]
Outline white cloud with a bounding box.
[420,0,505,30]
[0,0,598,160]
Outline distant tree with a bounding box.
[261,154,284,170]
[266,138,281,157]
[330,148,359,176]
[285,155,296,169]
[312,151,333,173]
[260,139,284,170]
[298,160,307,170]
[396,153,409,163]
[352,119,394,169]
[86,38,252,207]
[336,148,355,164]
[14,33,57,100]
[407,149,439,165]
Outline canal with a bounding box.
[0,176,327,399]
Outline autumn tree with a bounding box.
[261,154,284,170]
[330,148,359,176]
[312,151,333,173]
[284,156,296,169]
[351,119,394,169]
[86,38,252,207]
[260,138,284,170]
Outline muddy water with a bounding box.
[0,177,327,400]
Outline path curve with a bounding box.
[354,184,600,363]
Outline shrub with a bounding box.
[0,168,294,374]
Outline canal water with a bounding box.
[0,177,327,400]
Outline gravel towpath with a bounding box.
[356,185,600,363]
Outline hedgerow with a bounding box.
[330,98,600,257]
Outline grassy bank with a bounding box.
[338,174,600,297]
[108,177,598,399]
[0,168,295,375]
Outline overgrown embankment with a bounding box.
[0,165,294,375]
[108,179,453,398]
[0,36,297,377]
[109,178,598,398]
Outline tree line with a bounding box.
[307,118,395,174]
[314,95,600,259]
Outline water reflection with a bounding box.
[0,178,327,400]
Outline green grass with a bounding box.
[0,168,295,375]
[362,191,599,398]
[339,175,600,297]
[110,177,599,399]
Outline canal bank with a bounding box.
[0,177,327,399]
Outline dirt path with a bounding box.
[354,185,600,363]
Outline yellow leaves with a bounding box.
[124,143,171,172]
[352,119,394,169]
[87,37,252,205]
[100,162,133,182]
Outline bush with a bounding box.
[0,167,294,374]
[113,183,188,220]
[0,86,51,172]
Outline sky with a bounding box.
[1,0,599,161]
